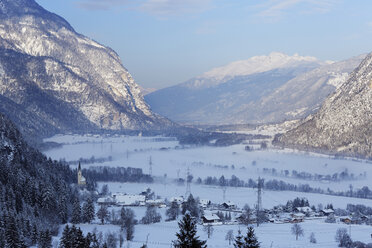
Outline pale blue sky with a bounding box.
[36,0,372,89]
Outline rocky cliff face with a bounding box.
[275,53,372,159]
[0,0,172,141]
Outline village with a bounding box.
[95,186,371,227]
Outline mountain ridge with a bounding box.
[146,53,364,125]
[275,53,372,159]
[0,0,174,142]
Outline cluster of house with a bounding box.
[340,214,371,225]
[97,192,166,208]
[266,207,335,224]
[96,190,370,227]
[200,204,343,225]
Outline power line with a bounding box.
[149,156,153,176]
[256,177,263,227]
[186,167,191,198]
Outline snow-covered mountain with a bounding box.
[0,0,172,141]
[275,53,372,159]
[145,53,364,125]
[183,52,323,89]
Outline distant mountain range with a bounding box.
[0,0,173,142]
[145,52,365,125]
[275,53,372,159]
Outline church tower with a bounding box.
[77,162,86,185]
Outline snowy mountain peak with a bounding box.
[200,52,320,82]
[146,54,363,126]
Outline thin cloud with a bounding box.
[257,0,337,20]
[139,0,212,17]
[75,0,212,17]
[75,0,133,11]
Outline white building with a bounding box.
[112,193,146,206]
[202,213,221,224]
[97,196,115,205]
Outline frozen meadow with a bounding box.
[44,134,372,247]
[44,134,372,192]
[71,219,372,248]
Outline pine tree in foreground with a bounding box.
[234,227,260,248]
[234,230,244,248]
[244,226,260,248]
[173,213,207,248]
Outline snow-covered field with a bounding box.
[44,134,372,247]
[101,182,372,210]
[72,218,372,248]
[44,134,372,192]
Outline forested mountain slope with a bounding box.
[275,53,372,159]
[0,113,77,246]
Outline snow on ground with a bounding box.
[44,135,372,192]
[44,135,372,247]
[100,182,372,210]
[71,218,372,248]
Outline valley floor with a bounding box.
[60,215,372,248]
[44,134,372,247]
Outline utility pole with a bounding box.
[349,224,351,239]
[256,177,263,227]
[149,156,152,176]
[146,233,150,246]
[222,187,227,202]
[185,167,191,198]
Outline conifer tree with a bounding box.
[89,232,100,248]
[244,226,260,248]
[58,196,69,224]
[234,230,244,248]
[82,197,95,224]
[5,215,23,248]
[71,199,81,224]
[97,205,110,225]
[38,230,52,248]
[72,227,86,248]
[31,224,38,245]
[60,225,72,248]
[173,213,207,248]
[119,207,136,241]
[181,194,201,219]
[166,201,180,221]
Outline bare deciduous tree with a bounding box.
[291,223,304,240]
[203,224,214,239]
[225,229,234,245]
